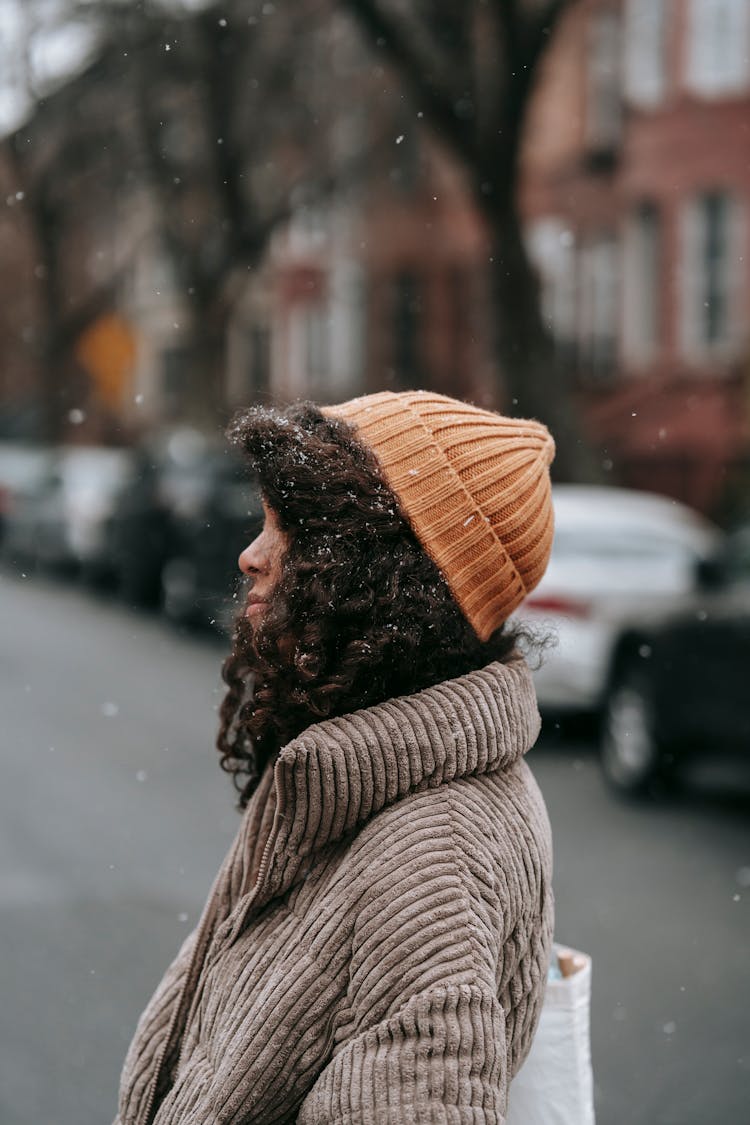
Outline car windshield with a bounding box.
[61,451,133,491]
[551,527,702,565]
[0,447,54,491]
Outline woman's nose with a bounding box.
[238,537,265,576]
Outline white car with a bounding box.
[3,445,135,577]
[516,485,721,712]
[59,447,136,571]
[0,443,55,530]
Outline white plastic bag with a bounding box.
[506,944,595,1125]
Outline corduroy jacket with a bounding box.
[115,658,554,1124]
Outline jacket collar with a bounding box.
[226,657,540,939]
[275,654,538,854]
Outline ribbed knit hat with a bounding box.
[323,390,555,641]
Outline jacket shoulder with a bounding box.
[328,765,553,1036]
[339,762,551,926]
[348,761,550,867]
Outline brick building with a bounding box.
[246,0,750,516]
[523,0,750,514]
[228,146,493,412]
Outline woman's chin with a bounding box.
[244,601,269,622]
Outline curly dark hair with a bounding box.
[217,402,530,808]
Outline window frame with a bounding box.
[623,0,669,108]
[622,200,662,368]
[577,230,621,381]
[684,0,750,98]
[586,6,624,151]
[679,191,745,363]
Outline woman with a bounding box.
[116,390,556,1124]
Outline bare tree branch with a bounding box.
[341,0,479,167]
[490,0,522,65]
[475,0,576,200]
[524,0,574,70]
[336,0,596,478]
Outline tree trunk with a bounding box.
[180,297,231,427]
[486,207,602,482]
[35,198,68,445]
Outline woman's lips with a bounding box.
[244,597,269,617]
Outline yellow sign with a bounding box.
[75,314,136,406]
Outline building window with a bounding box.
[623,0,669,107]
[686,0,750,97]
[622,202,662,366]
[327,258,366,394]
[704,196,729,344]
[578,233,620,378]
[304,304,331,393]
[586,8,623,154]
[680,192,744,358]
[391,271,423,388]
[287,205,330,255]
[526,218,578,364]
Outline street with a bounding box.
[1,570,748,1124]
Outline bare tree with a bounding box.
[4,0,373,434]
[2,4,136,441]
[114,0,372,423]
[337,0,598,479]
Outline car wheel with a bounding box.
[600,661,671,797]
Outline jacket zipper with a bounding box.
[140,948,199,1125]
[140,815,283,1123]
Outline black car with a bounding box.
[158,447,262,632]
[600,522,750,795]
[105,449,177,606]
[106,433,262,628]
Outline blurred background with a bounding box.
[0,0,748,1122]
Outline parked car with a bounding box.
[159,443,262,632]
[516,485,721,713]
[2,445,135,577]
[104,449,178,607]
[104,429,261,625]
[599,522,750,795]
[2,457,70,571]
[0,443,56,548]
[60,446,137,581]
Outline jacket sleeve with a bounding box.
[296,981,508,1125]
[297,790,511,1125]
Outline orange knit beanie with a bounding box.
[323,390,555,641]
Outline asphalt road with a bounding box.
[1,571,748,1124]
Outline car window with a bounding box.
[724,529,750,585]
[551,528,701,564]
[62,453,134,490]
[0,449,54,490]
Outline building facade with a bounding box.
[247,0,750,516]
[523,0,750,514]
[3,1,748,517]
